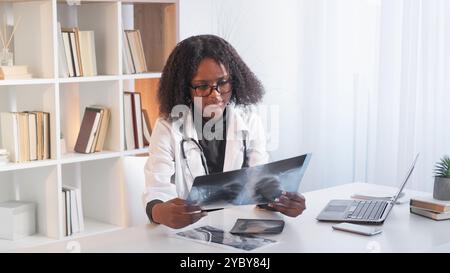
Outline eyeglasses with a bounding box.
[190,79,232,97]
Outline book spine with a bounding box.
[129,92,139,149]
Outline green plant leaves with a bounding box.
[435,155,450,178]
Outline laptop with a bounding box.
[316,153,419,225]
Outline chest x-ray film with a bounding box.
[187,153,312,210]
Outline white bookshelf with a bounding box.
[0,0,178,252]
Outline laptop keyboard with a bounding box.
[346,200,388,220]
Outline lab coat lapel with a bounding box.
[179,110,207,181]
[223,106,248,172]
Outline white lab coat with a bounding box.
[143,104,269,205]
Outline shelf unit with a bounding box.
[0,0,177,252]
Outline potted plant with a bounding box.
[433,155,450,200]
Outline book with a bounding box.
[62,28,82,77]
[132,92,144,149]
[32,112,43,160]
[410,195,450,213]
[70,31,81,77]
[63,186,80,234]
[126,31,141,73]
[0,65,28,75]
[122,29,135,74]
[74,108,101,154]
[79,31,97,77]
[0,66,32,80]
[135,30,148,72]
[62,190,68,236]
[43,112,50,159]
[85,107,104,153]
[91,106,110,152]
[63,185,84,233]
[86,112,101,154]
[142,109,151,146]
[410,206,450,220]
[0,74,32,80]
[124,92,144,149]
[61,31,75,77]
[123,93,135,150]
[27,112,37,161]
[57,22,69,78]
[125,30,148,73]
[17,113,30,162]
[0,111,49,162]
[74,28,84,77]
[62,188,72,236]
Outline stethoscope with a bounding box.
[180,136,248,179]
[181,137,210,177]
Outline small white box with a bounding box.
[0,201,36,240]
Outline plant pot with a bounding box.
[433,177,450,201]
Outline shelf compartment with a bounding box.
[57,1,120,77]
[5,0,55,79]
[0,84,58,161]
[59,80,121,156]
[0,165,60,250]
[60,158,125,238]
[122,2,177,73]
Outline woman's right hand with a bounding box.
[152,198,207,229]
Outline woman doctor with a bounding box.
[144,35,306,229]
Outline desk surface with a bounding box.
[21,183,450,253]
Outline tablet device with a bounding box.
[229,219,285,235]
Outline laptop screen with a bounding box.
[392,153,419,204]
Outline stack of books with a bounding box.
[62,186,84,236]
[74,106,110,154]
[410,195,450,220]
[0,149,8,166]
[0,111,50,163]
[0,65,32,80]
[123,92,152,150]
[58,23,98,78]
[122,29,148,74]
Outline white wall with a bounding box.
[179,0,312,186]
[179,0,365,191]
[179,0,450,193]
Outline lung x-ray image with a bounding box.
[187,153,312,210]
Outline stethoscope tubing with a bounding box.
[180,136,247,177]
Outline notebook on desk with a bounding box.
[316,153,419,225]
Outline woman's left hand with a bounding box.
[268,191,306,217]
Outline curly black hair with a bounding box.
[158,34,264,119]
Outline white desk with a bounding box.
[21,183,450,253]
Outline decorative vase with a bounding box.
[0,48,13,66]
[433,177,450,201]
